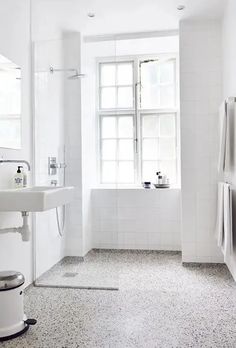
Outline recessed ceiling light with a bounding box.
[87,12,95,18]
[177,5,185,11]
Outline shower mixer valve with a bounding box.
[48,157,66,176]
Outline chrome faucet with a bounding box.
[0,159,31,171]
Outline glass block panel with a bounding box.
[100,64,116,86]
[142,161,158,182]
[117,87,133,108]
[142,115,159,138]
[101,87,116,109]
[160,85,175,108]
[118,161,134,183]
[160,160,176,183]
[117,63,133,85]
[118,116,133,138]
[159,138,176,159]
[160,61,174,84]
[159,114,175,137]
[102,140,117,160]
[142,139,158,160]
[118,139,134,160]
[102,161,117,183]
[101,117,116,138]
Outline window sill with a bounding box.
[92,185,181,190]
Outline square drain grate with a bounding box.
[63,272,78,278]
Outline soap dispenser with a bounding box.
[13,166,24,188]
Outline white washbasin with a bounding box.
[0,186,74,212]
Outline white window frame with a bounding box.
[97,53,180,187]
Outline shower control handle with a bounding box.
[48,157,67,176]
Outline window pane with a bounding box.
[142,115,159,138]
[118,117,133,138]
[117,63,133,85]
[142,139,158,160]
[100,64,116,86]
[102,161,117,183]
[159,114,175,137]
[118,140,134,160]
[160,61,174,84]
[160,161,176,183]
[159,138,176,159]
[117,87,133,108]
[141,85,159,109]
[142,161,158,182]
[102,117,116,138]
[118,162,134,183]
[101,87,116,109]
[140,60,159,109]
[160,85,175,108]
[102,140,117,160]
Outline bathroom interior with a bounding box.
[0,0,236,346]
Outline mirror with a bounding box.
[0,54,21,149]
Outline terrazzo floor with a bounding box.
[2,250,236,348]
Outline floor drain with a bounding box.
[63,272,78,278]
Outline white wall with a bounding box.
[222,0,236,279]
[180,20,223,263]
[0,0,32,285]
[92,188,181,250]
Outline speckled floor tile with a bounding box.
[1,250,236,348]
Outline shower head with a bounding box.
[68,71,86,79]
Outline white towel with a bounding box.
[218,102,227,172]
[215,182,224,248]
[223,183,233,261]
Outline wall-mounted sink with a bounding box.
[0,186,74,212]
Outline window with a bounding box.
[98,56,178,185]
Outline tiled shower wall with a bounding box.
[222,0,236,280]
[180,20,223,263]
[92,188,181,250]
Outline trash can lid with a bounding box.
[0,271,25,291]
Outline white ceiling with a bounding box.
[32,0,226,39]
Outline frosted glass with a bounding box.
[117,87,133,108]
[102,161,117,183]
[102,117,116,138]
[100,64,116,86]
[102,140,117,160]
[159,114,175,137]
[118,117,133,138]
[118,139,134,160]
[142,116,159,138]
[142,139,158,160]
[117,63,133,85]
[142,161,158,182]
[101,87,116,109]
[159,138,175,159]
[160,62,174,84]
[118,161,134,183]
[160,85,175,108]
